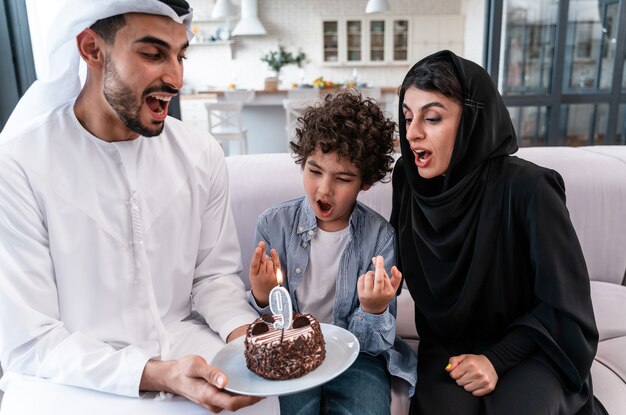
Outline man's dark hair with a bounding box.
[90,15,127,44]
[290,92,397,187]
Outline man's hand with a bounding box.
[446,354,499,396]
[248,241,281,307]
[141,356,262,413]
[357,256,402,314]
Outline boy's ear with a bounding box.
[76,28,105,69]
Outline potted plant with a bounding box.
[261,45,306,91]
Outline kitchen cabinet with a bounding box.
[322,17,409,66]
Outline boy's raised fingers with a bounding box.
[249,246,264,274]
[269,248,281,273]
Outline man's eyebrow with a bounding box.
[134,36,189,51]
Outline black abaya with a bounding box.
[391,50,604,414]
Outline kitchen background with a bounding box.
[24,0,484,154]
[20,0,626,152]
[180,0,483,93]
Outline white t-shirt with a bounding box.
[296,226,351,324]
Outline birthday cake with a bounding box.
[244,313,326,380]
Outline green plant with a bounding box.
[261,45,307,75]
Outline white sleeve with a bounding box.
[190,147,259,341]
[0,155,151,397]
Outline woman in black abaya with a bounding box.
[391,50,606,414]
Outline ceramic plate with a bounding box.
[210,323,359,396]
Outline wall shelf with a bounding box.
[189,40,235,59]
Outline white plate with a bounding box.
[211,323,359,397]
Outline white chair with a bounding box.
[287,88,320,101]
[223,89,256,103]
[282,98,318,146]
[205,101,247,156]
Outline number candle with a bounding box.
[269,269,293,331]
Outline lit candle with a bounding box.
[269,269,293,330]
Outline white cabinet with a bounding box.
[322,17,410,66]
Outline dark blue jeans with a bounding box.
[279,352,391,415]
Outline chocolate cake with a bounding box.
[244,313,326,380]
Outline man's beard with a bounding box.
[103,56,165,137]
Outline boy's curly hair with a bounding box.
[290,92,396,187]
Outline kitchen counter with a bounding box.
[179,87,400,155]
[182,87,399,106]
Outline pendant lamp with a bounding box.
[232,0,267,36]
[365,0,390,14]
[211,0,237,19]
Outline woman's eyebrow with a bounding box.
[402,101,446,112]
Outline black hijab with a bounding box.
[393,50,518,335]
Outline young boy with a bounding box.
[247,92,416,415]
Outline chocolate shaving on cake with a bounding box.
[292,315,311,328]
[244,313,326,380]
[250,321,270,335]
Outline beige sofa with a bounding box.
[1,147,624,413]
[226,146,626,414]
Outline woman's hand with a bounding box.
[357,256,402,314]
[141,356,262,413]
[446,354,499,396]
[248,241,280,307]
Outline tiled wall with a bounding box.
[184,0,482,92]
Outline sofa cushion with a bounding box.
[595,337,626,384]
[590,281,626,342]
[516,147,626,285]
[591,358,626,415]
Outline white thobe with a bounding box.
[0,102,276,413]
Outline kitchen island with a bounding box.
[180,88,399,155]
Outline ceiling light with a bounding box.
[365,0,390,14]
[232,0,267,36]
[211,0,237,19]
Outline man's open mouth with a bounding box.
[146,94,172,115]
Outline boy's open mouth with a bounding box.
[318,200,332,213]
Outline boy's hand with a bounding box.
[357,256,402,314]
[249,241,281,307]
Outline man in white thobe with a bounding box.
[0,1,277,413]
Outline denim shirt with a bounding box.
[247,196,417,393]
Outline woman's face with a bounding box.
[402,86,462,179]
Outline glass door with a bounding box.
[393,19,409,61]
[347,20,362,62]
[323,21,339,63]
[370,20,385,62]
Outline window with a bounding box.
[489,0,626,145]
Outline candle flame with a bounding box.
[276,268,283,286]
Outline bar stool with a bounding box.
[287,88,319,101]
[224,89,256,103]
[283,98,318,146]
[205,101,247,156]
[357,87,382,102]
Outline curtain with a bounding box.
[0,0,35,132]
